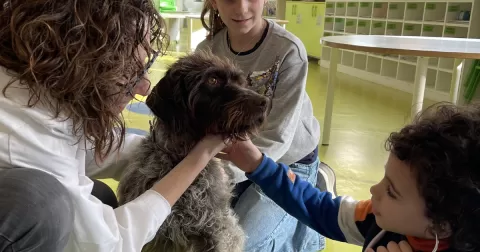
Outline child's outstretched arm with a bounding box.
[218,140,373,246]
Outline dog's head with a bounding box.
[146,51,268,142]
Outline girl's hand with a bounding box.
[366,241,413,252]
[215,139,263,173]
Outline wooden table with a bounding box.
[320,35,480,145]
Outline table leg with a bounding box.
[322,48,339,146]
[411,57,429,119]
[186,17,193,52]
[450,58,464,104]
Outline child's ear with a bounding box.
[210,0,218,10]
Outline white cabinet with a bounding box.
[320,0,479,102]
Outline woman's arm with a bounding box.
[151,135,225,206]
[85,133,145,181]
[70,135,226,251]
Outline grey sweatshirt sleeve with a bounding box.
[252,58,308,163]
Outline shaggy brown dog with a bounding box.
[117,51,269,252]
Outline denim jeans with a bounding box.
[0,168,74,252]
[0,169,118,252]
[233,157,326,252]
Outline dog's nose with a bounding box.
[257,116,265,124]
[258,99,267,108]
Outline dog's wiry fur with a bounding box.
[117,51,269,252]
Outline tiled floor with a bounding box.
[106,51,435,251]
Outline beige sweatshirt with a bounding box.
[196,19,321,183]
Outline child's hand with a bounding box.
[215,139,263,173]
[366,241,412,252]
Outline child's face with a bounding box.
[370,153,432,238]
[212,0,265,36]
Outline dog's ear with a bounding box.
[146,75,191,136]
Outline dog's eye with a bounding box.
[208,77,218,86]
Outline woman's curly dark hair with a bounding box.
[0,0,168,160]
[386,102,480,251]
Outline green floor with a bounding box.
[105,52,434,252]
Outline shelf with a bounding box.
[324,31,334,37]
[342,51,354,67]
[368,53,383,59]
[426,69,437,89]
[439,58,454,69]
[445,20,470,27]
[357,20,371,35]
[445,2,472,23]
[386,22,402,35]
[436,71,452,92]
[404,2,425,21]
[371,21,386,35]
[334,18,345,32]
[429,58,439,68]
[354,53,367,70]
[443,26,468,38]
[381,59,398,79]
[403,23,421,36]
[387,3,405,20]
[325,17,334,31]
[345,19,357,33]
[372,2,388,19]
[326,2,335,15]
[321,0,478,102]
[335,2,347,16]
[424,2,447,22]
[384,55,399,61]
[398,63,416,83]
[358,2,372,18]
[367,56,382,74]
[399,56,418,65]
[422,24,443,37]
[346,2,358,17]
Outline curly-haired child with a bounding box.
[218,102,480,252]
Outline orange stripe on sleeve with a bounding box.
[354,200,373,222]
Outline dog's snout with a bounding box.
[257,116,265,124]
[259,99,267,108]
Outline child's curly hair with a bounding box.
[0,0,168,160]
[386,103,480,251]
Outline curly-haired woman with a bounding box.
[0,1,227,251]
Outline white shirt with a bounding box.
[0,68,171,251]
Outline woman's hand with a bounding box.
[191,135,229,159]
[216,139,263,173]
[366,241,413,252]
[152,134,228,206]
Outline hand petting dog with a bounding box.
[216,139,263,174]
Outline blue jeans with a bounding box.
[0,168,73,252]
[233,157,326,252]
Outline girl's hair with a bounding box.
[0,0,168,160]
[386,102,480,251]
[200,0,225,40]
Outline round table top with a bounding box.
[321,35,480,59]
